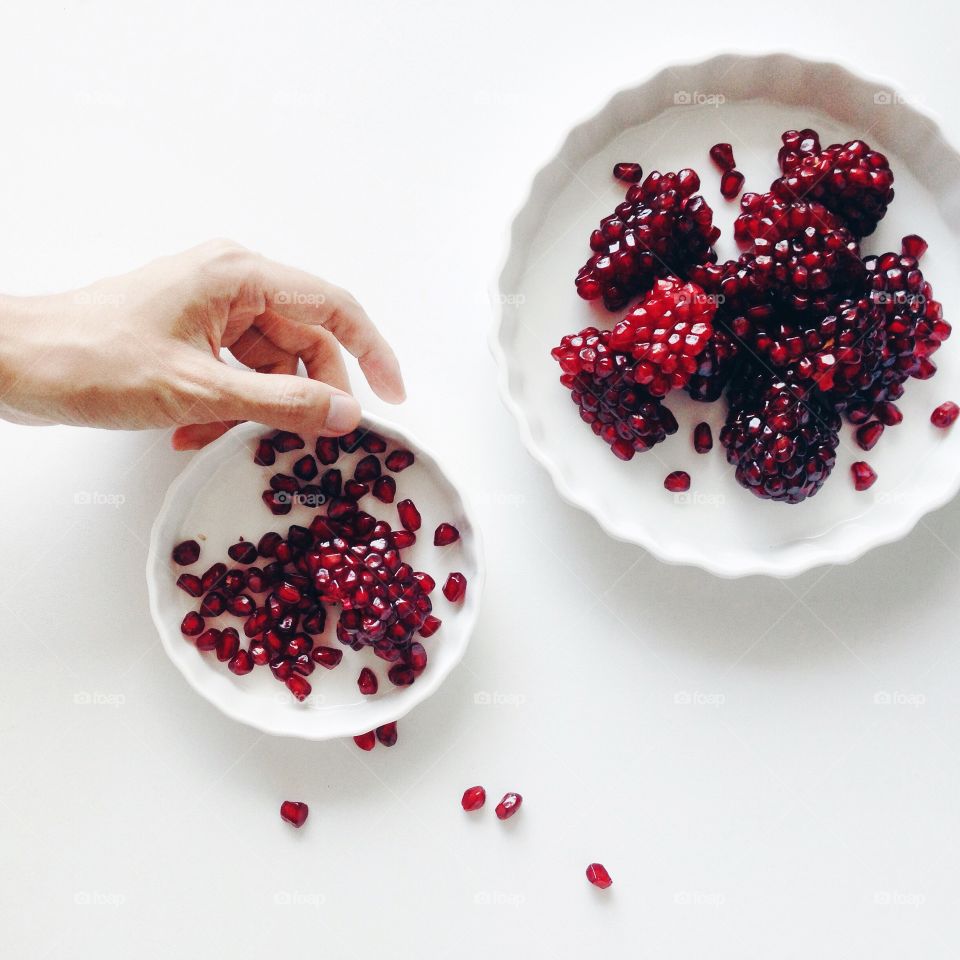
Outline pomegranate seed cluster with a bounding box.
[173,428,466,703]
[552,129,952,502]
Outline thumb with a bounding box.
[202,363,362,436]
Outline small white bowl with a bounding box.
[491,52,960,578]
[146,415,483,739]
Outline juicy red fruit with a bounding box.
[852,461,877,491]
[693,422,713,454]
[385,449,414,472]
[376,722,398,747]
[709,142,735,171]
[397,499,422,532]
[358,667,378,696]
[354,731,376,751]
[280,800,309,828]
[931,401,959,428]
[461,786,486,811]
[720,169,745,200]
[612,162,643,183]
[286,674,311,701]
[855,421,884,451]
[664,471,690,493]
[586,863,613,889]
[434,523,460,546]
[495,792,522,821]
[272,431,305,453]
[172,540,201,566]
[442,572,467,603]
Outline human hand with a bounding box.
[0,239,404,448]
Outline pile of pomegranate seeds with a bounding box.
[173,428,468,704]
[552,128,952,504]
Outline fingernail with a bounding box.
[325,393,362,433]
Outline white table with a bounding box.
[2,2,958,956]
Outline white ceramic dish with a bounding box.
[492,52,960,578]
[146,416,483,740]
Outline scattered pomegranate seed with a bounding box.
[315,436,339,464]
[286,674,311,701]
[354,731,376,751]
[397,499,422,532]
[434,523,460,546]
[495,793,522,820]
[376,722,398,747]
[293,455,318,481]
[442,572,467,603]
[254,439,276,466]
[613,162,643,183]
[586,863,613,889]
[385,449,414,472]
[196,628,220,652]
[262,490,292,515]
[216,627,240,662]
[461,786,486,811]
[176,574,203,597]
[354,455,381,483]
[172,540,201,566]
[271,431,305,453]
[358,667,378,695]
[311,646,343,669]
[388,664,415,686]
[709,142,735,171]
[200,591,226,617]
[693,422,713,453]
[901,234,928,259]
[339,429,365,452]
[249,642,270,665]
[851,462,877,491]
[855,421,884,451]
[372,476,396,503]
[931,401,959,428]
[229,649,254,675]
[720,169,745,200]
[419,615,442,638]
[664,471,691,493]
[876,402,903,427]
[280,800,309,828]
[181,611,205,636]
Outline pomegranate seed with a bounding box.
[270,657,294,681]
[354,731,376,751]
[855,421,884,451]
[720,169,745,200]
[372,476,396,503]
[396,499,422,532]
[195,628,220,651]
[413,572,435,593]
[311,646,343,669]
[392,530,416,549]
[932,402,959,428]
[693,422,713,453]
[902,234,928,259]
[851,461,877,491]
[586,863,613,889]
[286,674,311,701]
[262,490,292,515]
[176,574,203,597]
[385,449,414,472]
[442,572,467,603]
[709,142,735,171]
[877,402,903,427]
[315,436,339,465]
[172,540,201,566]
[354,455,382,483]
[461,786,486,811]
[434,523,460,546]
[419,615,442,638]
[339,429,366,452]
[249,642,270,665]
[664,471,690,493]
[216,627,240,662]
[200,563,226,591]
[280,800,309,827]
[227,540,257,564]
[613,162,643,183]
[358,667,378,695]
[376,722,398,747]
[407,642,427,674]
[388,664,415,686]
[228,649,254,675]
[495,792,522,820]
[227,594,254,617]
[271,431,305,453]
[256,532,282,557]
[915,357,937,380]
[293,455,318,481]
[254,439,276,466]
[276,581,302,604]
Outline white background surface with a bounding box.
[1,1,958,957]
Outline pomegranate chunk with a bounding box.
[358,667,378,695]
[931,402,959,428]
[354,731,376,751]
[195,628,220,652]
[354,455,382,483]
[495,792,522,820]
[172,540,201,566]
[664,471,691,493]
[901,234,928,259]
[586,863,613,889]
[461,786,486,811]
[293,455,318,481]
[280,800,309,828]
[434,523,460,546]
[442,572,467,603]
[851,461,877,491]
[376,722,398,747]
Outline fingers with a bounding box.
[171,420,239,450]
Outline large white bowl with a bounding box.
[146,416,483,739]
[492,52,960,578]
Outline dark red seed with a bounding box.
[495,792,522,820]
[270,657,294,681]
[407,642,427,674]
[216,627,240,662]
[280,800,309,827]
[376,722,398,747]
[270,474,299,494]
[200,563,227,591]
[418,615,442,638]
[358,667,378,695]
[286,674,311,701]
[262,490,292,515]
[311,646,343,669]
[354,731,376,751]
[901,234,928,259]
[227,541,257,564]
[227,594,255,617]
[200,591,226,617]
[354,455,382,483]
[876,402,903,426]
[392,530,416,549]
[172,540,201,566]
[442,572,467,603]
[709,142,735,171]
[372,476,396,503]
[434,523,460,546]
[271,431,305,453]
[222,570,245,595]
[413,572,435,593]
[339,429,366,453]
[257,532,282,558]
[720,169,745,199]
[397,499,422,532]
[176,574,203,597]
[693,422,713,454]
[276,581,302,604]
[851,462,877,491]
[249,642,270,666]
[320,469,342,497]
[855,421,884,451]
[664,471,690,493]
[613,162,643,183]
[293,455,318,481]
[586,863,612,889]
[915,357,937,380]
[344,480,368,500]
[361,432,387,453]
[385,449,414,472]
[196,628,220,652]
[254,439,276,466]
[461,786,486,811]
[932,402,959,428]
[387,664,415,686]
[316,436,340,465]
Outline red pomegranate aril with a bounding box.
[354,455,382,483]
[262,490,292,515]
[244,610,270,639]
[495,792,522,820]
[280,800,309,828]
[407,642,427,674]
[315,436,339,465]
[227,541,257,564]
[385,449,414,472]
[376,721,398,747]
[461,786,486,811]
[354,731,376,751]
[276,581,302,604]
[257,532,282,558]
[396,499,422,532]
[216,627,240,662]
[200,591,226,617]
[931,401,959,428]
[664,471,691,493]
[339,429,366,453]
[200,563,226,591]
[228,648,254,675]
[586,863,613,889]
[176,574,203,597]
[226,594,254,617]
[392,530,416,549]
[442,572,467,603]
[413,572,435,593]
[249,642,270,666]
[358,667,378,695]
[418,615,442,638]
[434,523,460,546]
[311,646,343,669]
[902,234,928,259]
[720,169,745,200]
[270,474,299,495]
[292,653,314,676]
[254,438,276,466]
[360,431,386,453]
[293,455,318,481]
[195,628,220,652]
[855,421,884,451]
[286,674,311,701]
[613,162,643,183]
[271,431,305,453]
[709,142,735,171]
[327,497,356,521]
[693,422,713,454]
[852,461,877,491]
[388,664,415,686]
[372,476,396,503]
[877,402,903,427]
[172,540,201,566]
